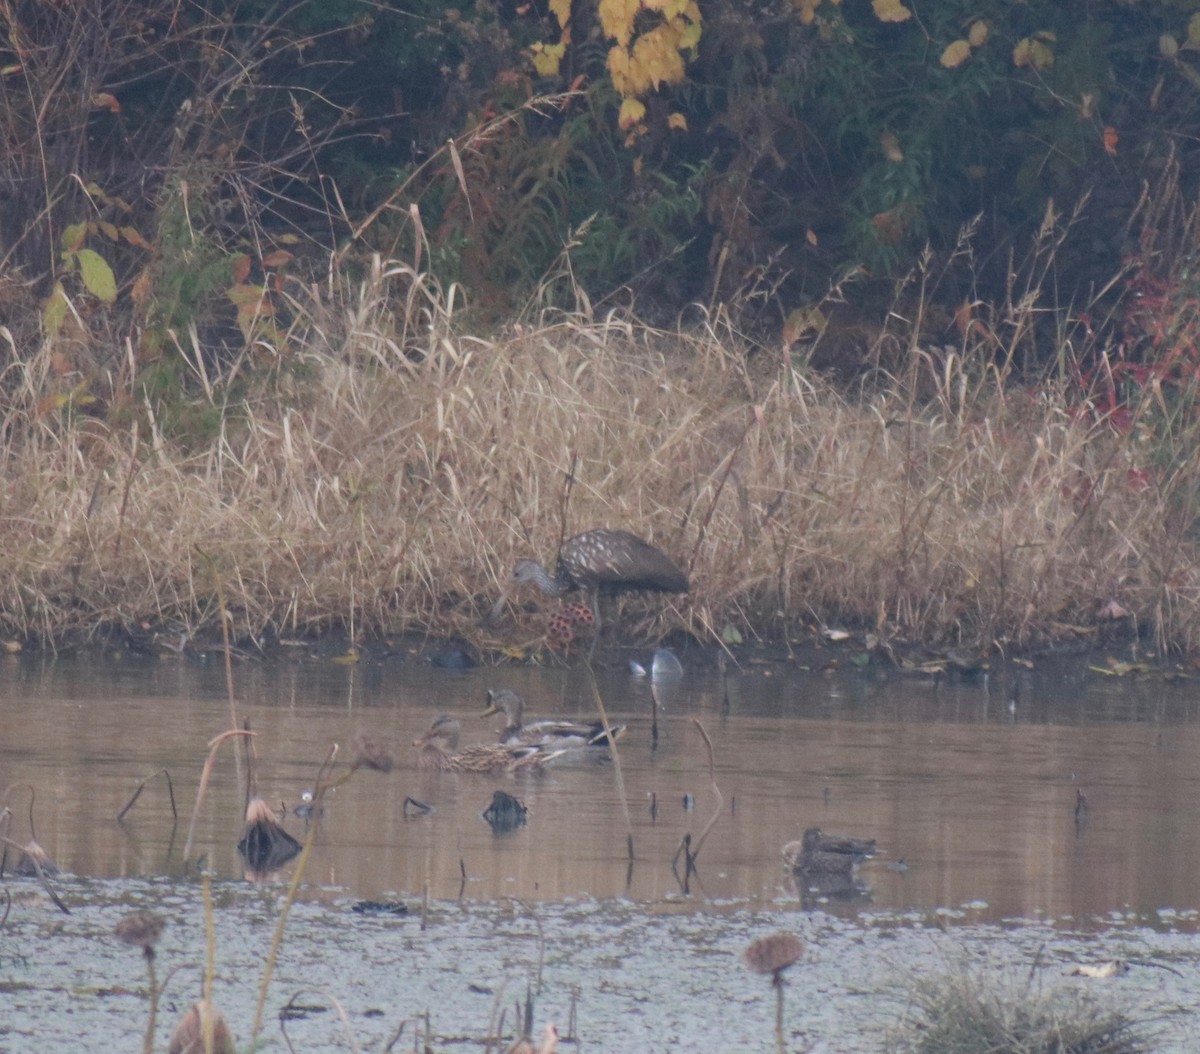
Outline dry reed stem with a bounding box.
[5,253,1200,650]
[687,719,724,864]
[249,741,366,1046]
[585,668,633,860]
[181,730,254,861]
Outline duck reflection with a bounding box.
[482,790,528,834]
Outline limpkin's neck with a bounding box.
[517,559,573,598]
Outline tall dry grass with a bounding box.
[2,238,1200,653]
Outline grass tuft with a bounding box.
[892,966,1150,1054]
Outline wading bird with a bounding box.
[413,715,560,774]
[491,529,689,629]
[480,687,624,749]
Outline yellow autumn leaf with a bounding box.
[550,0,571,30]
[782,306,827,344]
[1187,13,1200,50]
[530,41,566,77]
[37,392,70,416]
[120,225,153,250]
[618,96,646,131]
[1013,37,1054,70]
[607,45,635,94]
[599,0,640,46]
[60,222,88,253]
[631,24,686,88]
[940,40,972,68]
[792,0,821,24]
[968,20,988,47]
[42,283,69,337]
[667,111,688,130]
[1160,34,1179,59]
[872,0,911,24]
[75,248,117,303]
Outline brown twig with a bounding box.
[117,767,177,823]
[278,990,361,1054]
[687,718,724,865]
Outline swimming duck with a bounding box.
[480,688,624,749]
[413,714,560,774]
[782,827,876,877]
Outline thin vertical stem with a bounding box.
[774,976,786,1054]
[585,666,633,860]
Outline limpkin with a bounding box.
[490,528,689,629]
[480,687,625,749]
[782,827,876,878]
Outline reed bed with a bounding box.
[2,254,1198,652]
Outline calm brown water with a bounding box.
[5,645,1200,1053]
[3,645,1199,922]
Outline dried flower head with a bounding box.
[243,797,278,826]
[352,732,395,773]
[114,911,167,953]
[168,1000,235,1054]
[743,931,804,979]
[14,839,58,878]
[238,797,302,876]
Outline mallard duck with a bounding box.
[413,715,559,774]
[782,827,876,877]
[481,688,624,750]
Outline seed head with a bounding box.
[114,911,167,955]
[168,1000,235,1054]
[743,931,804,979]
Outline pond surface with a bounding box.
[3,642,1200,1050]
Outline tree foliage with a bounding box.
[1,0,1198,376]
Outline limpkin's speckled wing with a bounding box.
[558,529,689,595]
